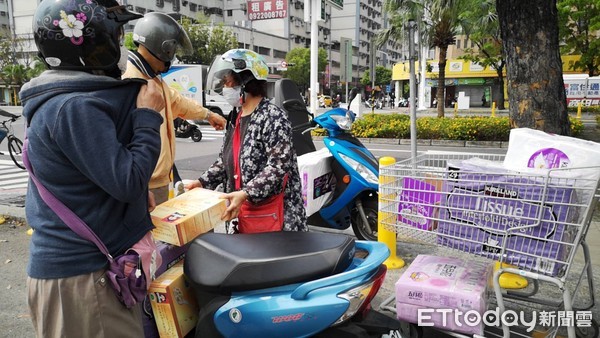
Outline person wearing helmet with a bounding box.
[186,49,307,232]
[20,0,165,336]
[122,12,226,204]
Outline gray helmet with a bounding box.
[132,12,192,62]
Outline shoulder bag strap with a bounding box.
[22,138,113,261]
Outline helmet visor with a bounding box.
[107,5,143,23]
[206,55,241,95]
[176,29,193,56]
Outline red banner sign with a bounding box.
[247,0,288,21]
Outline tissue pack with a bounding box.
[395,254,490,336]
[437,159,576,276]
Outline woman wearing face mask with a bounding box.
[185,49,307,233]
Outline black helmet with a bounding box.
[132,12,192,63]
[33,0,142,72]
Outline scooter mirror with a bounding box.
[347,88,359,110]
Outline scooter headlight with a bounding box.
[331,114,353,130]
[339,154,378,185]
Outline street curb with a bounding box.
[0,204,26,221]
[313,135,508,148]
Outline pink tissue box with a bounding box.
[395,255,491,335]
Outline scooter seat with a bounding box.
[184,231,355,292]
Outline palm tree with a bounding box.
[380,0,464,117]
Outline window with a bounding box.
[274,49,286,59]
[456,39,460,49]
[227,9,233,16]
[156,0,164,7]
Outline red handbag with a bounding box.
[232,111,287,233]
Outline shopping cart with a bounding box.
[378,152,600,338]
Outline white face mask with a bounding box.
[222,86,242,107]
[118,45,129,75]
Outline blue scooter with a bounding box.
[274,79,380,241]
[184,231,401,337]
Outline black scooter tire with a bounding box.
[191,129,202,142]
[351,192,379,242]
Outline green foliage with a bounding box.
[177,16,238,65]
[124,32,136,51]
[360,66,393,88]
[317,114,585,141]
[558,0,600,76]
[283,48,328,90]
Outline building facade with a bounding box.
[4,0,402,99]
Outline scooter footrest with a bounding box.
[184,232,355,292]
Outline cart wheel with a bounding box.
[576,318,599,338]
[191,129,202,142]
[399,321,422,338]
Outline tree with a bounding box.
[557,0,600,76]
[459,0,506,109]
[284,48,328,94]
[497,0,570,135]
[177,15,238,65]
[380,0,464,117]
[360,66,393,88]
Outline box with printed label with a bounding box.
[151,188,226,246]
[297,148,336,217]
[142,241,191,338]
[395,255,491,336]
[148,261,198,338]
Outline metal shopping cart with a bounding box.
[378,153,600,338]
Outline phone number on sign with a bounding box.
[248,10,287,20]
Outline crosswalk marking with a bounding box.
[0,159,28,190]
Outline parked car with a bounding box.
[318,95,332,108]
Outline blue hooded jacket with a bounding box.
[19,70,163,279]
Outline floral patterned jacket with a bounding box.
[199,98,308,231]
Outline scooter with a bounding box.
[174,117,202,142]
[274,79,380,242]
[184,231,402,338]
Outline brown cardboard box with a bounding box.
[151,188,227,246]
[148,261,199,338]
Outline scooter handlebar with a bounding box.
[292,120,316,133]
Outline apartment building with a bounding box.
[4,0,402,97]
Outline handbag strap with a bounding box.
[231,111,288,194]
[22,138,114,261]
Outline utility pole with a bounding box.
[408,19,418,164]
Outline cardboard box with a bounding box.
[142,241,191,338]
[148,261,199,338]
[298,148,336,217]
[151,188,226,246]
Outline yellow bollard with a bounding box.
[491,102,496,118]
[577,102,582,119]
[379,156,405,269]
[453,102,458,117]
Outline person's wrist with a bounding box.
[204,109,212,121]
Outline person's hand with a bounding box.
[184,179,202,191]
[208,112,226,131]
[148,190,156,212]
[219,190,248,221]
[137,80,165,112]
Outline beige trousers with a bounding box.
[27,269,143,338]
